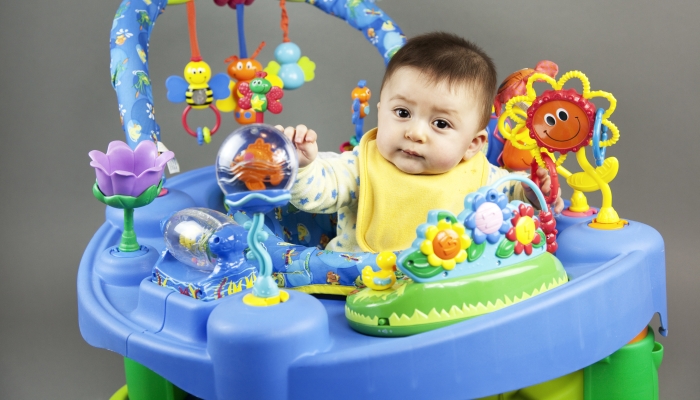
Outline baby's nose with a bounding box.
[405,128,427,143]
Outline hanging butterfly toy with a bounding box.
[237,71,284,121]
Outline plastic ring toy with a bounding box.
[592,107,608,167]
[181,105,222,139]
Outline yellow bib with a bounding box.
[356,129,490,252]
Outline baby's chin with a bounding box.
[390,159,449,175]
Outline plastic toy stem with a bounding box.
[575,148,619,223]
[255,112,264,124]
[557,165,590,212]
[249,212,279,298]
[119,208,140,252]
[236,3,247,58]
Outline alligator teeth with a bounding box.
[348,275,568,327]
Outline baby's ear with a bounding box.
[463,130,487,160]
[376,102,381,111]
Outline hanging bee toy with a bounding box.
[165,0,230,145]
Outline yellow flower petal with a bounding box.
[420,240,434,256]
[427,253,442,267]
[452,223,465,235]
[437,220,451,230]
[455,250,467,263]
[425,226,438,241]
[442,258,456,270]
[460,235,471,249]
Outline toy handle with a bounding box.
[530,153,559,206]
[489,173,558,253]
[592,108,608,167]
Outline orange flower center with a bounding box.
[432,229,461,259]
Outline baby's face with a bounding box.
[376,67,483,175]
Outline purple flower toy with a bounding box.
[90,141,174,252]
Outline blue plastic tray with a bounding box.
[78,166,667,400]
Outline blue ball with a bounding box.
[279,64,305,90]
[275,42,301,64]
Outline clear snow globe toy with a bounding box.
[215,124,298,305]
[215,124,297,212]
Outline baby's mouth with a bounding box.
[401,149,422,158]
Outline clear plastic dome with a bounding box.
[215,124,298,195]
[162,208,234,271]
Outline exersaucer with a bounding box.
[80,0,667,399]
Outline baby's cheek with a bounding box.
[429,153,461,173]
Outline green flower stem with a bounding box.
[119,208,140,252]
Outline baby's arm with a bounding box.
[277,125,359,214]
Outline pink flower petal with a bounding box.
[132,170,161,196]
[88,150,110,170]
[106,141,131,153]
[106,142,135,173]
[154,150,174,169]
[133,140,159,174]
[94,167,115,196]
[89,150,114,195]
[110,170,137,196]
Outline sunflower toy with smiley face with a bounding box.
[498,70,624,229]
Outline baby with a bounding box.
[278,32,561,253]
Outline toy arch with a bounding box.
[109,0,405,148]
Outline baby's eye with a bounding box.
[432,119,450,129]
[394,108,410,118]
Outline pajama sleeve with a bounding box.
[289,150,360,214]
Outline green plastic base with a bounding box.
[584,326,663,400]
[120,358,187,400]
[346,252,567,337]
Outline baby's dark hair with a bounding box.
[381,32,497,130]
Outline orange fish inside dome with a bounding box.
[231,138,284,191]
[527,89,596,153]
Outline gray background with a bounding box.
[1,0,697,398]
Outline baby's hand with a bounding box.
[276,124,318,168]
[523,167,564,213]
